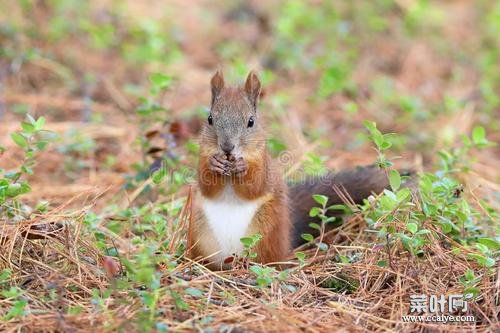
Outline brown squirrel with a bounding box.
[188,70,389,270]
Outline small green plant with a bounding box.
[302,194,350,253]
[1,115,55,216]
[0,269,28,321]
[294,251,306,267]
[2,286,28,321]
[101,242,181,330]
[249,265,289,288]
[363,122,498,273]
[240,233,263,259]
[458,269,481,298]
[362,121,426,256]
[363,120,393,168]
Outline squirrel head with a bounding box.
[201,70,264,158]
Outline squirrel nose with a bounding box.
[220,142,235,154]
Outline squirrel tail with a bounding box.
[289,165,392,248]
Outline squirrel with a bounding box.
[187,70,390,270]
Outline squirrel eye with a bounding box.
[208,114,213,125]
[247,116,255,128]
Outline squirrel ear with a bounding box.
[210,69,225,106]
[244,71,261,109]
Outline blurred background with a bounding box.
[0,0,498,207]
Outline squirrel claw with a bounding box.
[232,157,248,176]
[210,154,232,175]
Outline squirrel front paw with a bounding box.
[231,157,248,177]
[209,153,232,176]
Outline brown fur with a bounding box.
[192,141,291,268]
[232,155,268,200]
[248,182,290,264]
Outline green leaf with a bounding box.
[474,243,489,254]
[396,187,411,202]
[295,251,305,263]
[1,287,21,298]
[35,116,46,131]
[372,131,384,148]
[249,265,262,275]
[21,165,33,175]
[406,222,418,234]
[21,122,35,134]
[416,229,431,236]
[467,253,495,267]
[464,269,475,281]
[363,121,385,148]
[0,269,11,283]
[379,140,392,150]
[327,204,349,213]
[256,277,270,287]
[324,216,336,223]
[240,237,253,247]
[472,126,488,146]
[389,169,401,191]
[5,183,21,197]
[3,299,27,320]
[308,222,321,230]
[363,120,376,132]
[463,287,480,298]
[483,257,495,267]
[438,217,456,233]
[309,207,321,217]
[399,233,412,251]
[301,233,314,242]
[312,194,328,207]
[11,133,28,148]
[338,255,349,263]
[477,237,499,251]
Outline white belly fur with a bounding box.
[201,186,262,262]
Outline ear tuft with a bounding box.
[244,71,261,109]
[210,69,225,106]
